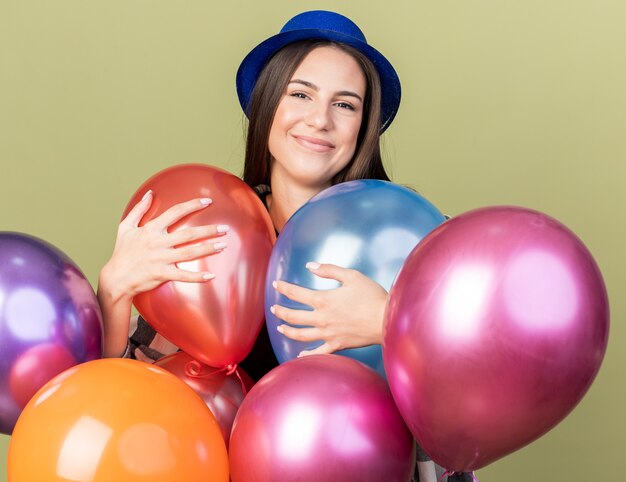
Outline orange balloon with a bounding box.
[124,164,276,368]
[8,359,229,482]
[155,351,255,447]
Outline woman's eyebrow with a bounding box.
[289,79,363,102]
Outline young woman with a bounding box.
[98,9,398,378]
[97,10,468,482]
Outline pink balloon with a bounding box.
[229,355,416,482]
[154,351,254,447]
[383,206,609,472]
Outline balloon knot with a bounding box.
[184,360,204,377]
[439,470,479,482]
[440,470,455,482]
[184,360,240,379]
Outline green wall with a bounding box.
[1,0,624,480]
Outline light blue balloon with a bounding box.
[265,180,446,375]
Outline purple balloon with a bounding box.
[383,206,609,471]
[229,355,416,482]
[0,232,103,434]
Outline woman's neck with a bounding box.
[268,178,327,233]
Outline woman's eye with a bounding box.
[335,102,355,111]
[290,92,309,99]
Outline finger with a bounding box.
[305,262,357,283]
[134,348,156,364]
[298,342,336,357]
[167,224,230,246]
[150,198,212,230]
[121,190,154,229]
[165,242,227,263]
[276,324,323,342]
[270,303,316,327]
[163,265,216,283]
[273,279,319,306]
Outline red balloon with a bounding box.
[155,351,254,447]
[123,164,275,368]
[229,355,416,482]
[383,206,609,471]
[9,343,76,408]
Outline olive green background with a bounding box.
[1,0,624,480]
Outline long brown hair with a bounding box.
[242,40,390,188]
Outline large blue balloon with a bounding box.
[265,180,446,374]
[0,232,103,434]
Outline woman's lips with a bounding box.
[293,135,335,152]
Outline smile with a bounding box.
[293,135,335,153]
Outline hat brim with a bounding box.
[236,28,401,133]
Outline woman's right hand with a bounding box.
[98,190,229,357]
[102,190,229,300]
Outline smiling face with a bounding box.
[267,45,367,193]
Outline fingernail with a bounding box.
[200,198,212,206]
[217,225,230,233]
[276,324,284,333]
[306,262,321,270]
[272,280,278,289]
[270,305,276,314]
[213,242,227,251]
[202,273,215,280]
[141,190,153,201]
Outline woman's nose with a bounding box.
[305,102,332,130]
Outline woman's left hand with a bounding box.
[271,262,388,357]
